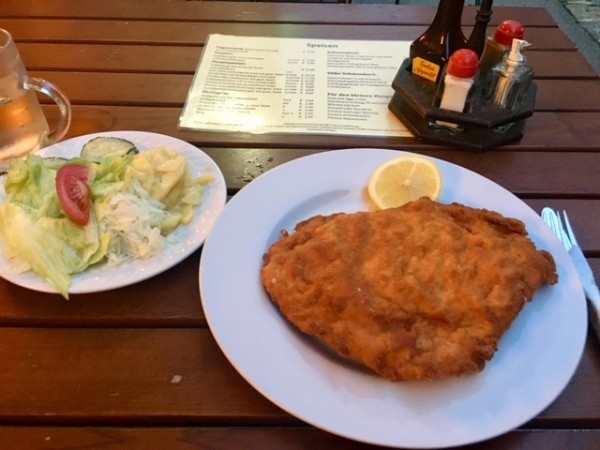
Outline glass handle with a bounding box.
[22,76,72,143]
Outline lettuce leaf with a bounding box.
[0,202,101,298]
[0,156,104,298]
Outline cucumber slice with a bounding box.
[81,137,139,162]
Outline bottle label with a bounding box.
[411,57,441,83]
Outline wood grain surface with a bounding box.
[1,2,599,449]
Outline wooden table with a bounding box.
[1,1,599,448]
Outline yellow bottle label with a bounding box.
[411,57,441,83]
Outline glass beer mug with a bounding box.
[0,28,71,170]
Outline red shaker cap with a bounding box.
[447,49,479,78]
[494,20,525,46]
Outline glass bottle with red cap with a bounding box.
[478,20,525,76]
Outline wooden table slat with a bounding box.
[0,427,599,450]
[31,71,600,112]
[40,105,600,195]
[16,43,598,79]
[1,20,576,51]
[41,105,600,153]
[0,329,598,425]
[1,0,557,27]
[0,251,205,327]
[0,329,289,424]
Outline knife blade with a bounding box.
[568,244,600,341]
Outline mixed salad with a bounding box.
[0,137,213,298]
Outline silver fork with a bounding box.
[541,207,600,341]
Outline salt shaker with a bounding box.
[435,48,480,128]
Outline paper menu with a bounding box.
[179,35,412,137]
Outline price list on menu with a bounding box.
[179,35,412,137]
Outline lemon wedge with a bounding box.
[367,155,442,210]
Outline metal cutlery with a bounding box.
[541,207,600,341]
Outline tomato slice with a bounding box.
[56,164,92,226]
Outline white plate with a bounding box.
[0,131,226,294]
[200,149,587,448]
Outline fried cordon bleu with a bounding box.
[261,198,558,381]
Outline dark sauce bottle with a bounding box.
[466,0,494,57]
[409,0,468,84]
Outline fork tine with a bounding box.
[554,209,573,251]
[562,210,579,247]
[542,207,572,251]
[541,207,555,226]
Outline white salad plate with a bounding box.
[0,131,226,294]
[199,148,587,448]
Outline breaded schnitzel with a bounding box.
[261,198,557,381]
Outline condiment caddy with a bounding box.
[389,0,537,150]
